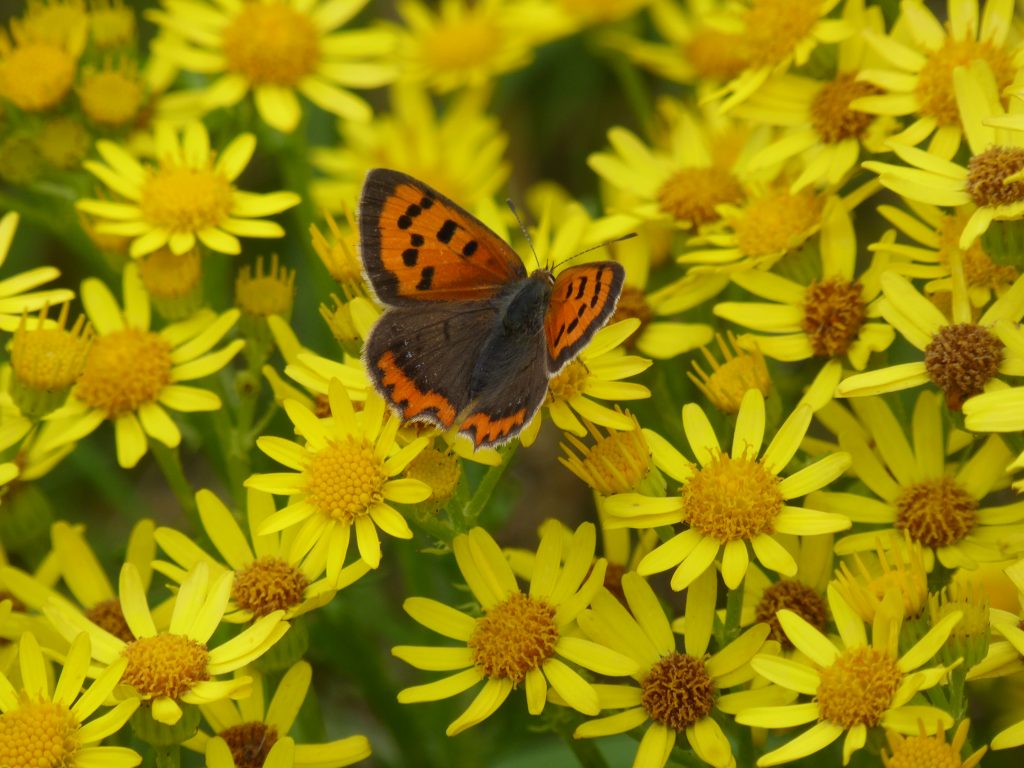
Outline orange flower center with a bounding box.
[232,557,310,617]
[468,592,558,683]
[0,695,80,767]
[742,0,820,67]
[916,38,1015,126]
[683,452,783,541]
[657,167,742,227]
[140,165,234,235]
[121,634,210,699]
[74,329,173,418]
[222,2,320,86]
[304,437,386,522]
[810,74,880,143]
[734,188,823,261]
[86,598,136,642]
[802,277,866,357]
[817,646,901,728]
[0,43,76,111]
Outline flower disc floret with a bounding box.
[232,557,309,617]
[810,74,879,143]
[304,437,387,522]
[0,696,80,766]
[222,2,320,86]
[657,167,742,226]
[916,38,1014,126]
[548,360,588,401]
[0,42,75,111]
[923,323,1004,409]
[966,147,1024,208]
[816,646,902,728]
[74,328,173,417]
[734,189,822,259]
[221,721,278,768]
[85,598,134,642]
[640,652,715,731]
[742,0,820,67]
[468,592,559,683]
[121,633,210,700]
[422,14,500,74]
[802,277,866,357]
[754,579,828,649]
[140,167,234,234]
[405,447,461,502]
[684,452,783,541]
[895,477,978,550]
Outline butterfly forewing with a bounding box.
[545,262,625,373]
[359,169,527,306]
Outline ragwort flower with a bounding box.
[77,120,300,257]
[0,211,75,332]
[393,523,638,735]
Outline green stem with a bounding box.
[562,733,611,768]
[153,745,180,768]
[724,581,745,642]
[149,440,199,531]
[457,443,518,531]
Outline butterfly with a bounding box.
[358,168,625,449]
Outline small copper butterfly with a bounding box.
[358,168,625,448]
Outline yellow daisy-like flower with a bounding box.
[154,488,370,617]
[714,203,896,370]
[392,0,539,93]
[246,379,431,570]
[605,388,852,592]
[735,0,892,192]
[311,83,510,214]
[35,264,245,469]
[856,0,1021,158]
[45,561,289,725]
[709,0,851,113]
[393,523,638,735]
[149,0,396,134]
[0,212,75,332]
[876,200,1020,307]
[510,0,652,43]
[77,120,301,257]
[864,60,1024,250]
[883,719,987,767]
[186,661,372,768]
[0,632,141,768]
[575,573,774,768]
[835,250,1024,410]
[737,586,961,766]
[588,101,764,232]
[0,5,86,112]
[810,391,1024,571]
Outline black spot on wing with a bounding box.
[590,266,605,308]
[574,277,588,300]
[567,318,579,334]
[411,233,425,247]
[402,248,418,266]
[437,219,457,244]
[462,240,478,257]
[406,203,422,218]
[397,215,412,230]
[417,266,434,291]
[420,196,434,209]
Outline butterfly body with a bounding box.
[358,169,624,448]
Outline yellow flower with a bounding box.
[734,0,893,191]
[246,380,431,570]
[883,719,987,768]
[737,587,961,766]
[605,389,851,592]
[0,5,86,112]
[558,411,665,497]
[876,200,1020,307]
[835,251,1024,410]
[0,212,75,332]
[88,0,137,51]
[77,121,300,257]
[187,661,371,768]
[393,523,638,734]
[508,0,653,44]
[709,0,851,112]
[155,488,369,615]
[688,330,772,414]
[714,203,896,369]
[311,83,510,215]
[149,0,396,134]
[810,391,1024,571]
[865,60,1024,250]
[855,0,1021,157]
[45,561,290,725]
[392,0,539,92]
[575,572,772,768]
[77,58,145,127]
[35,264,245,468]
[588,101,762,232]
[0,632,141,768]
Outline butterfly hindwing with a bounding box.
[545,262,625,373]
[364,302,500,428]
[359,169,527,306]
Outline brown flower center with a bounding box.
[468,592,559,683]
[685,29,749,80]
[232,557,309,617]
[966,146,1024,208]
[923,322,1004,410]
[895,476,977,549]
[754,579,828,650]
[657,167,742,227]
[734,188,823,260]
[802,278,866,357]
[810,74,880,143]
[121,634,210,699]
[641,653,716,731]
[916,38,1015,126]
[220,722,279,768]
[86,598,135,642]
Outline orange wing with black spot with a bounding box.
[545,262,625,373]
[358,168,527,306]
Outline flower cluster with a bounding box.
[3,1,1024,767]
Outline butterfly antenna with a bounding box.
[554,232,637,271]
[507,199,542,272]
